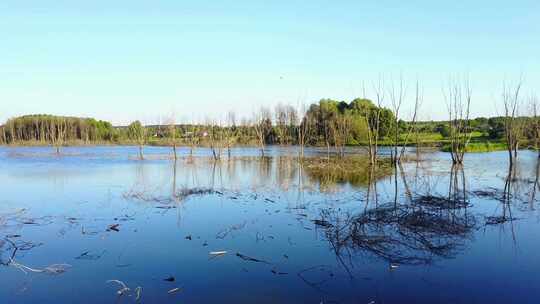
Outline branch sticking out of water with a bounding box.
[236,252,271,264]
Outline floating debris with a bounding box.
[168,287,182,294]
[412,194,469,210]
[106,279,142,299]
[123,187,216,204]
[271,268,288,275]
[471,188,509,202]
[14,240,43,251]
[107,279,130,296]
[163,276,175,282]
[297,265,334,292]
[134,286,142,301]
[216,222,247,239]
[155,205,176,210]
[107,224,120,232]
[82,226,99,235]
[75,250,106,260]
[10,260,72,275]
[116,264,132,268]
[485,216,516,225]
[312,219,333,228]
[236,253,270,264]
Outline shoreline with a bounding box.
[0,140,512,153]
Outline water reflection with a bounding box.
[121,156,393,207]
[318,163,476,269]
[2,147,540,303]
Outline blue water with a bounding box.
[1,146,539,303]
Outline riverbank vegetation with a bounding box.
[0,109,534,151]
[1,80,538,165]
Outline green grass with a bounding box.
[441,141,507,153]
[301,156,392,189]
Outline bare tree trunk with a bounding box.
[502,79,522,167]
[298,103,310,160]
[389,74,405,166]
[252,107,270,158]
[139,144,144,160]
[365,79,384,166]
[166,113,178,161]
[398,80,422,163]
[445,76,472,165]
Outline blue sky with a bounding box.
[1,1,538,125]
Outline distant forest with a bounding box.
[1,97,539,156]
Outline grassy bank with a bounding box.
[441,141,507,153]
[0,133,512,154]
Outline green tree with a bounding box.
[128,120,146,160]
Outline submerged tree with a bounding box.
[127,120,146,160]
[388,75,405,165]
[208,119,223,161]
[365,80,384,166]
[502,80,523,166]
[252,107,271,157]
[398,80,422,163]
[297,103,312,159]
[166,114,178,160]
[274,103,288,145]
[529,95,540,158]
[50,117,67,155]
[188,119,200,157]
[444,77,472,165]
[224,111,237,159]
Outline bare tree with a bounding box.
[389,75,406,165]
[207,118,223,161]
[502,80,523,166]
[286,104,298,146]
[188,118,199,157]
[320,106,336,160]
[444,76,472,165]
[274,103,287,145]
[298,103,311,159]
[1,127,6,144]
[50,117,66,155]
[398,80,422,163]
[364,79,384,166]
[334,112,351,158]
[166,113,178,161]
[252,107,271,157]
[529,95,540,158]
[225,111,237,159]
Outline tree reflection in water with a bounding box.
[318,163,476,269]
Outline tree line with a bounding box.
[0,115,115,153]
[1,78,538,166]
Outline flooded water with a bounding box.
[1,146,539,303]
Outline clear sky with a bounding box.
[1,1,538,125]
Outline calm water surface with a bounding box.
[1,146,539,303]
